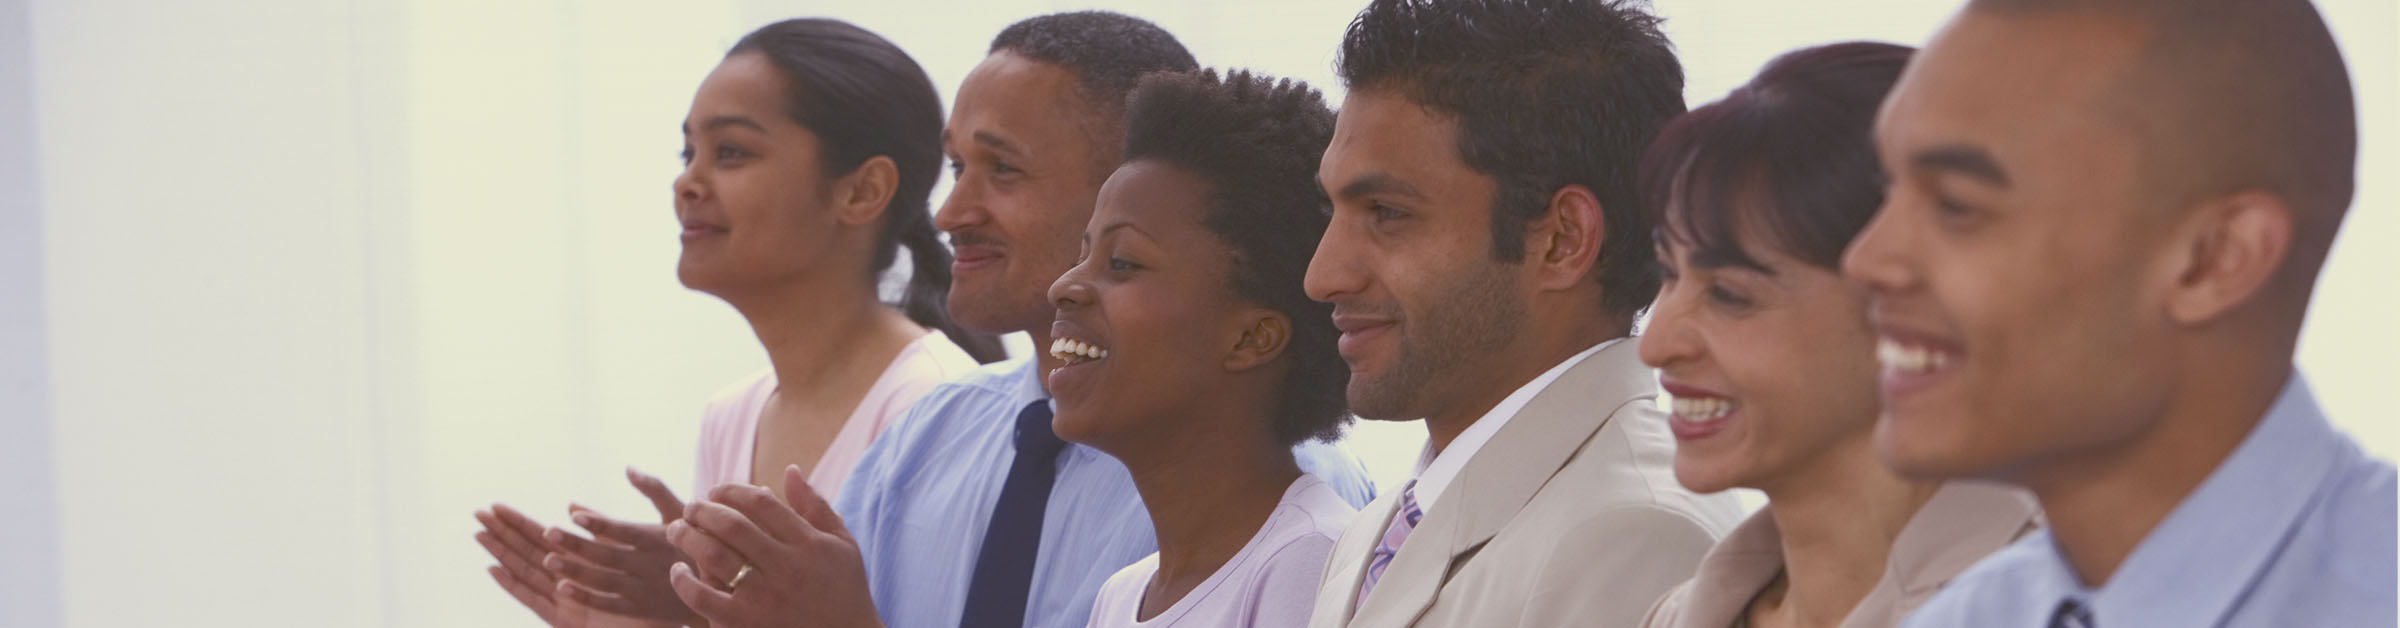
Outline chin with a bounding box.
[1872,414,1993,481]
[942,288,1013,334]
[1670,452,1747,495]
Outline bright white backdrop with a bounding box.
[0,0,2390,626]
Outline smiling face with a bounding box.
[1843,11,2179,480]
[1045,160,1280,451]
[1307,90,1530,422]
[1641,218,1882,494]
[934,51,1114,335]
[672,52,848,295]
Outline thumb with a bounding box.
[782,465,849,541]
[627,466,686,523]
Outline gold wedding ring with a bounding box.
[727,563,757,591]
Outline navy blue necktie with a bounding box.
[2050,598,2095,628]
[957,400,1068,628]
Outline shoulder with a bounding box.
[700,369,775,416]
[900,331,982,380]
[1639,581,1696,628]
[1546,399,1745,534]
[2300,449,2397,596]
[1086,555,1159,628]
[1902,531,2061,625]
[695,369,774,438]
[878,358,1029,433]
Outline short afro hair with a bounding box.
[1121,69,1349,445]
[991,11,1198,174]
[1337,0,1685,324]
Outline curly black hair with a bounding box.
[1337,0,1685,324]
[1121,69,1349,445]
[991,11,1198,176]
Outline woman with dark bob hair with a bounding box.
[473,18,1003,627]
[1637,42,2042,628]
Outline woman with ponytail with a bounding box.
[472,18,1003,627]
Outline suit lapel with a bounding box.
[1322,488,1404,625]
[1347,340,1655,628]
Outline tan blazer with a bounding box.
[1307,340,1746,628]
[1641,482,2042,628]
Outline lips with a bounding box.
[679,218,727,242]
[1660,380,1739,441]
[950,233,1005,274]
[1329,310,1397,364]
[1870,324,1964,401]
[1044,320,1109,399]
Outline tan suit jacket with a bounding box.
[1640,482,2042,628]
[1307,340,1746,628]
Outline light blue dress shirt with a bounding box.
[1902,373,2396,628]
[834,357,1378,628]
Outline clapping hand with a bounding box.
[538,467,704,626]
[473,467,696,628]
[663,465,884,628]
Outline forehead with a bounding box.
[949,51,1094,158]
[1320,90,1475,189]
[1093,160,1213,235]
[1879,11,2148,165]
[688,52,791,123]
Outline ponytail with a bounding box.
[731,19,1006,364]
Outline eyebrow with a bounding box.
[1911,144,2010,187]
[1327,172,1426,201]
[973,130,1026,158]
[681,115,768,135]
[1097,222,1150,240]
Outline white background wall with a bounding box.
[0,0,2389,626]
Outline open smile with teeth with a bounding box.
[1876,338,1958,375]
[1669,396,1738,423]
[1049,337,1109,366]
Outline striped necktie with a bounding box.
[1355,480,1423,610]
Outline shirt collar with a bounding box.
[2074,372,2344,626]
[1409,337,1622,513]
[1008,357,1052,410]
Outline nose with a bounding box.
[1637,278,1701,370]
[1304,212,1366,304]
[1840,193,1918,295]
[673,166,702,207]
[1049,257,1096,311]
[934,171,985,234]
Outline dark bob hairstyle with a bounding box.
[1639,41,1915,271]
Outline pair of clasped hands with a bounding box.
[472,466,884,628]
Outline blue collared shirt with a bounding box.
[834,357,1378,628]
[1902,373,2396,628]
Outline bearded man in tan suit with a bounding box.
[1301,1,1744,627]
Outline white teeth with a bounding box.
[1876,338,1956,375]
[1669,396,1737,423]
[1047,338,1109,364]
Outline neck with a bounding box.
[1117,397,1299,613]
[1754,438,1941,626]
[1422,312,1616,455]
[724,275,913,397]
[2021,362,2287,586]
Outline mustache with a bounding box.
[948,229,1003,249]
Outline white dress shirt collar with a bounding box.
[1408,337,1623,514]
